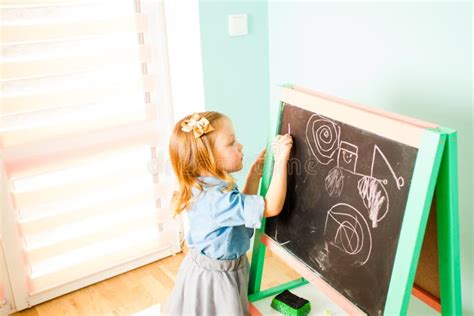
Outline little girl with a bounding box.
[163,111,293,315]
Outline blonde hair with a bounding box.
[169,111,235,215]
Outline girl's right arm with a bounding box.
[263,134,293,218]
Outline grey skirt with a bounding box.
[163,249,250,316]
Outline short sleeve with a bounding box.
[211,187,265,229]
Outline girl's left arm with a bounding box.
[241,149,265,195]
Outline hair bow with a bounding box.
[180,113,215,138]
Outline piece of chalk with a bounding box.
[323,309,334,316]
[288,123,291,134]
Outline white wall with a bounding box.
[164,0,206,123]
[268,2,472,314]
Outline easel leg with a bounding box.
[249,223,267,295]
[436,129,462,315]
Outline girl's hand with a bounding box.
[271,134,293,163]
[250,149,266,178]
[243,149,266,194]
[262,133,293,218]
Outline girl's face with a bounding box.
[213,118,244,173]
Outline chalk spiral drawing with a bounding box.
[306,114,341,165]
[303,114,406,265]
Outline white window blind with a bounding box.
[1,233,15,315]
[0,0,180,312]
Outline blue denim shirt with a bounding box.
[185,176,265,260]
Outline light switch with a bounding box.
[228,14,248,36]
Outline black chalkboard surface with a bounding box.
[265,103,419,315]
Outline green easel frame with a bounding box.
[248,86,462,315]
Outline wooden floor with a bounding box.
[12,249,299,315]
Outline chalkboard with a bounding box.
[265,103,419,315]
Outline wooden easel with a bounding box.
[248,86,462,315]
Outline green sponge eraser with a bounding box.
[271,290,311,316]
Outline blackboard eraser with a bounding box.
[271,290,311,316]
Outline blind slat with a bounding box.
[1,14,148,43]
[3,120,160,178]
[25,215,161,263]
[17,177,161,221]
[18,191,156,235]
[28,229,170,293]
[1,0,130,6]
[13,168,154,209]
[1,97,149,131]
[11,145,152,190]
[1,104,157,147]
[1,45,152,79]
[1,75,155,115]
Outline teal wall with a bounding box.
[199,0,269,185]
[267,3,472,314]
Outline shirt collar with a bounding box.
[190,176,221,197]
[197,176,225,187]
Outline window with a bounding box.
[1,0,180,311]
